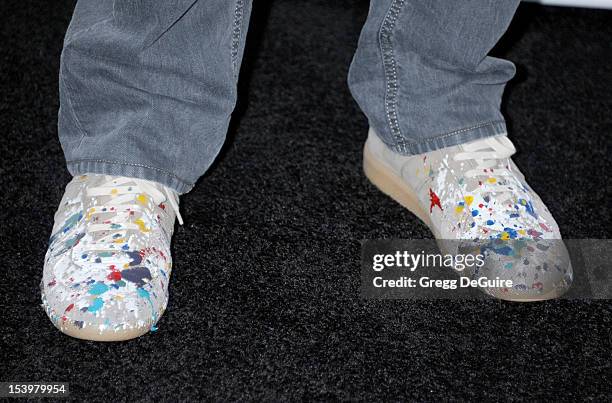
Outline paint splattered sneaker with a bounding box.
[363,129,572,301]
[41,174,183,341]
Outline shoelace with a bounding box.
[452,136,517,200]
[83,176,183,251]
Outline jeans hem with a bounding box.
[66,159,194,194]
[389,120,508,156]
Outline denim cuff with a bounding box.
[390,120,508,156]
[66,159,195,194]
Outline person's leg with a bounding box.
[43,0,253,341]
[59,0,252,194]
[350,1,573,301]
[348,0,519,154]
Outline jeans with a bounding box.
[59,0,520,194]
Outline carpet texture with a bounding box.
[1,0,611,400]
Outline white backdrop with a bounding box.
[524,0,612,9]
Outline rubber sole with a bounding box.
[55,321,151,342]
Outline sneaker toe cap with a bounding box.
[41,261,168,341]
[477,240,573,301]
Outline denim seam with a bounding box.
[66,158,193,188]
[379,0,407,153]
[231,0,245,77]
[397,120,506,147]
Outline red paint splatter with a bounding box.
[159,203,166,210]
[540,222,552,232]
[108,271,122,281]
[527,229,543,238]
[429,188,443,213]
[65,303,74,312]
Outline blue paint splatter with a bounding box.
[64,233,85,248]
[89,282,110,295]
[87,297,104,312]
[525,200,537,218]
[121,267,152,287]
[503,227,518,239]
[126,251,143,266]
[137,287,158,331]
[61,211,83,233]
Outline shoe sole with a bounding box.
[56,321,151,342]
[41,292,156,341]
[363,143,568,302]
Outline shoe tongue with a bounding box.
[461,135,515,156]
[445,144,513,196]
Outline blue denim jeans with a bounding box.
[59,0,520,194]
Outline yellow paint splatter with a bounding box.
[113,238,125,244]
[464,195,474,206]
[86,207,96,220]
[111,188,118,196]
[134,218,150,233]
[455,205,465,214]
[500,232,510,240]
[487,178,497,184]
[518,229,526,235]
[136,194,148,205]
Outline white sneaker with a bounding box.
[41,174,182,341]
[364,129,572,301]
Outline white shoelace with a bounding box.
[83,176,183,251]
[452,136,517,201]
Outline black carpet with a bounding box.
[1,1,611,400]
